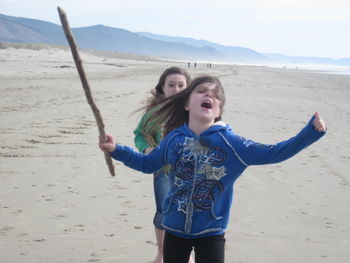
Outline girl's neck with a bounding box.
[188,118,215,135]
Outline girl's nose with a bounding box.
[205,92,213,97]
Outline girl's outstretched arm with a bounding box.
[99,134,165,173]
[230,112,327,166]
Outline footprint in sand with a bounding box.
[11,209,23,215]
[0,226,14,236]
[33,238,46,242]
[51,214,67,220]
[122,200,133,208]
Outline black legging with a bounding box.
[163,231,226,263]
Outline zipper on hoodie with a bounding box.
[184,134,199,234]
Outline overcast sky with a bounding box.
[1,0,350,59]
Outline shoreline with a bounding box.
[2,41,350,76]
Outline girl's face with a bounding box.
[185,82,222,123]
[162,74,187,98]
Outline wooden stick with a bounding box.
[57,6,115,177]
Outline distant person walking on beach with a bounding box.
[100,75,326,263]
[133,67,192,263]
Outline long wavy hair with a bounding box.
[141,67,191,146]
[145,75,226,137]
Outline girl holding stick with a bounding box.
[100,75,326,263]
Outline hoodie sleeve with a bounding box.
[110,136,167,174]
[231,115,326,166]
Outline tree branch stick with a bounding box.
[57,6,115,177]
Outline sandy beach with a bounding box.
[1,44,349,263]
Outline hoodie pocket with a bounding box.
[163,196,173,214]
[211,201,223,220]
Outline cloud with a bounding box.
[256,14,350,22]
[234,0,350,9]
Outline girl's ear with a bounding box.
[216,106,223,118]
[184,101,190,111]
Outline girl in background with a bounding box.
[133,67,191,263]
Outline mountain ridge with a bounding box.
[1,13,349,66]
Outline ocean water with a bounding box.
[211,61,350,76]
[295,65,350,76]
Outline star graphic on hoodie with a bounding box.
[177,200,188,214]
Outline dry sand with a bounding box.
[0,44,349,263]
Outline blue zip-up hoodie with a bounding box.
[111,115,326,238]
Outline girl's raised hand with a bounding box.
[99,134,116,153]
[313,112,327,132]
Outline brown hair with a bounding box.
[145,75,226,137]
[146,67,191,110]
[141,67,191,146]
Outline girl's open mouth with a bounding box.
[201,100,212,109]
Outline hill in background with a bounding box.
[1,13,349,66]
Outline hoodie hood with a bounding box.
[175,122,230,137]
